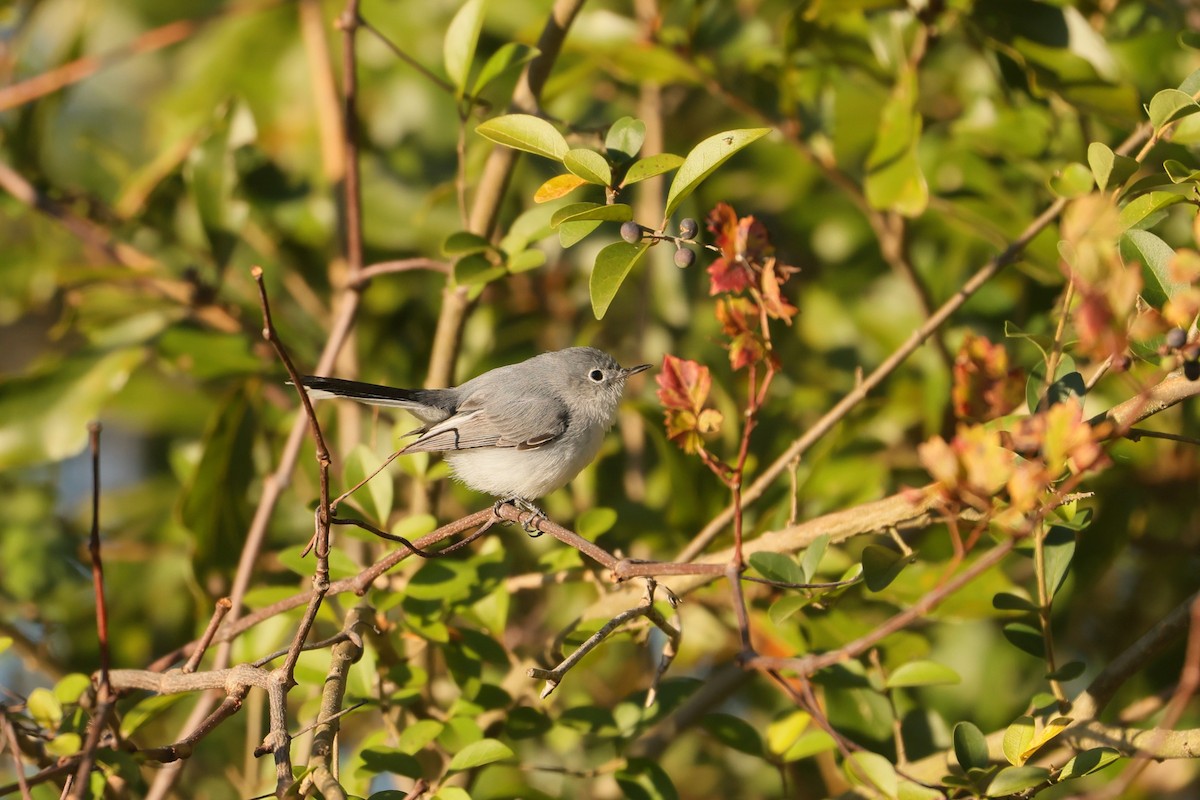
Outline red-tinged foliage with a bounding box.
[704,203,799,326]
[657,353,723,453]
[951,333,1026,423]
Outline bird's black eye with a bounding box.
[589,369,604,382]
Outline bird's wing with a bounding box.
[402,390,569,453]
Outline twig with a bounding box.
[182,598,233,673]
[1,714,33,800]
[70,423,117,800]
[303,607,369,800]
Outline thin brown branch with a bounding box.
[70,423,117,800]
[1,714,33,800]
[182,598,233,674]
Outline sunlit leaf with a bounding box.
[622,153,684,187]
[476,114,569,161]
[444,0,487,94]
[1002,715,1035,766]
[885,660,961,688]
[844,751,898,798]
[590,240,650,319]
[1060,747,1121,780]
[534,173,588,203]
[606,116,646,162]
[1048,162,1094,198]
[1122,228,1184,307]
[471,41,536,96]
[664,128,771,217]
[1148,88,1200,132]
[564,148,612,186]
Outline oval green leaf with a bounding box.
[748,552,805,585]
[1043,526,1075,599]
[559,219,602,248]
[1163,159,1200,184]
[953,721,990,771]
[800,533,830,583]
[453,252,505,286]
[590,240,650,319]
[1060,747,1121,780]
[476,114,568,162]
[606,116,646,162]
[664,128,771,217]
[622,153,685,187]
[472,41,536,96]
[885,659,962,688]
[1086,142,1138,192]
[844,751,898,797]
[442,230,491,256]
[507,249,545,274]
[861,544,909,592]
[1148,88,1200,132]
[446,737,513,772]
[992,591,1038,613]
[551,202,633,226]
[443,0,486,95]
[1048,162,1094,198]
[986,765,1050,796]
[1122,228,1184,307]
[701,713,764,757]
[1002,622,1045,658]
[1119,190,1187,231]
[564,148,612,186]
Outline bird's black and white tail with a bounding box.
[300,376,425,408]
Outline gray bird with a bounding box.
[301,347,651,504]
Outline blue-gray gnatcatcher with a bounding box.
[301,347,651,503]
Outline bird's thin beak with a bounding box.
[624,363,653,376]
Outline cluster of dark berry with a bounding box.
[1164,327,1199,381]
[620,218,700,268]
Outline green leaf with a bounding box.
[550,202,634,227]
[1048,162,1094,198]
[1148,88,1200,132]
[861,544,909,591]
[1163,159,1200,184]
[343,444,394,524]
[844,751,898,798]
[885,660,962,688]
[1086,142,1138,192]
[865,71,928,217]
[506,706,553,739]
[1002,622,1045,658]
[622,153,684,187]
[559,219,602,247]
[120,694,187,738]
[616,758,679,800]
[1042,526,1075,599]
[1122,228,1185,307]
[589,240,650,319]
[664,128,771,217]
[442,231,491,256]
[768,594,812,625]
[28,687,63,728]
[45,733,82,757]
[396,719,444,754]
[443,0,486,94]
[1027,355,1082,413]
[748,551,805,585]
[476,114,568,161]
[446,738,513,771]
[183,388,256,570]
[1002,716,1035,766]
[186,104,249,270]
[0,348,143,468]
[453,253,505,286]
[701,713,764,757]
[0,637,10,656]
[361,748,423,779]
[577,507,618,538]
[953,721,990,771]
[54,674,91,705]
[1045,660,1086,681]
[987,766,1050,796]
[277,544,361,581]
[471,42,536,96]
[563,148,613,186]
[507,249,545,274]
[606,117,646,162]
[1118,191,1187,231]
[898,781,945,800]
[800,534,830,583]
[992,592,1038,612]
[1060,747,1121,780]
